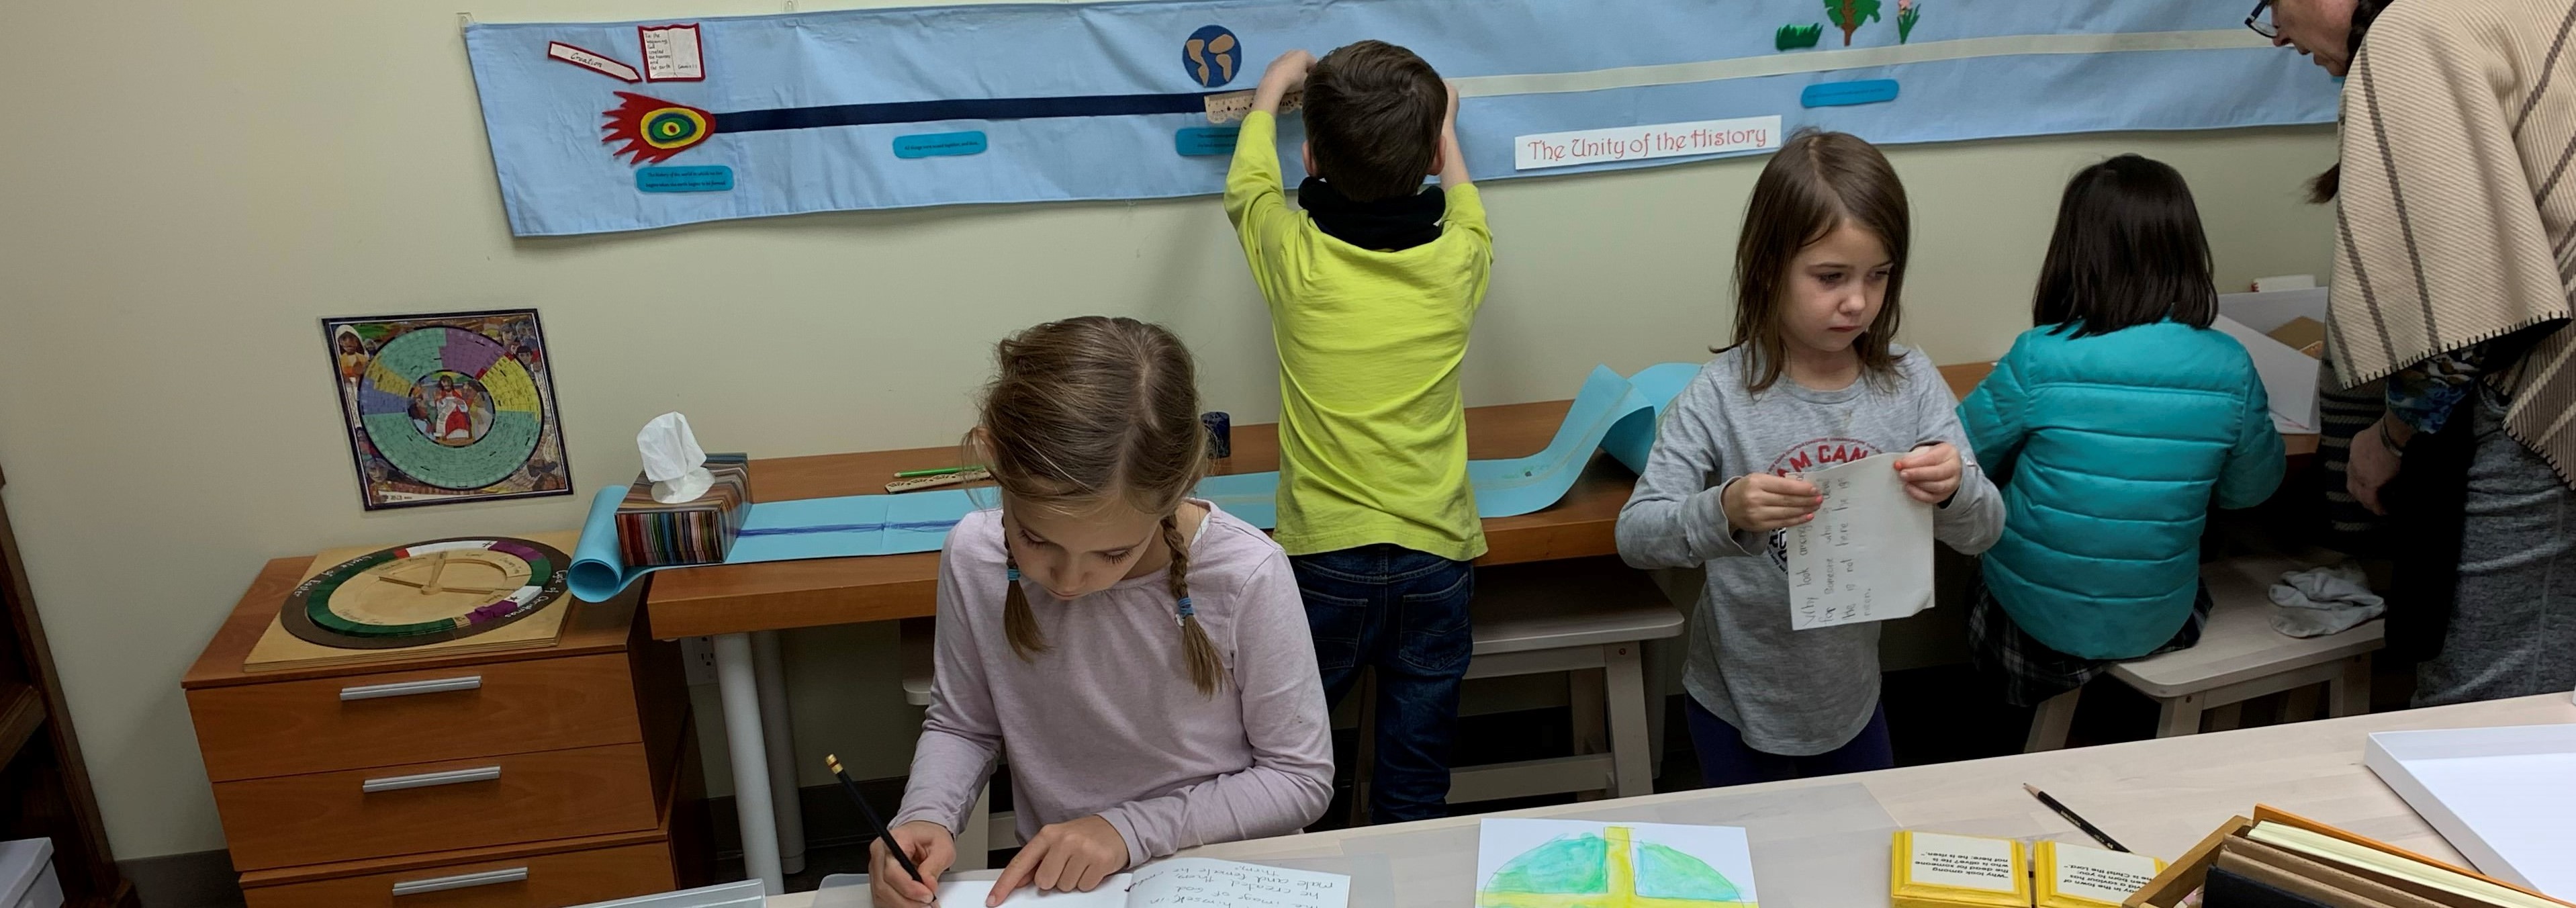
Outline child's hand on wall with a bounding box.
[1722,473,1824,531]
[1254,50,1316,114]
[1896,443,1963,504]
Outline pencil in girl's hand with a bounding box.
[830,754,931,893]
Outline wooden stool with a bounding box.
[897,619,1003,869]
[1352,560,1683,810]
[2025,554,2383,752]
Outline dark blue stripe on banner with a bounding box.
[716,93,1223,132]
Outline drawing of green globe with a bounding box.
[1479,826,1755,908]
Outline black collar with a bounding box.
[1297,177,1444,252]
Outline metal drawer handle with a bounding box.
[362,766,501,793]
[391,866,528,896]
[340,676,482,701]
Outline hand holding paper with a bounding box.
[1895,442,1962,504]
[1787,453,1935,629]
[1722,473,1825,532]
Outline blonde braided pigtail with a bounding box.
[1164,514,1224,696]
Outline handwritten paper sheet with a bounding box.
[639,24,705,81]
[908,860,1348,908]
[1786,452,1934,630]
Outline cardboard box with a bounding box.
[2213,287,2327,435]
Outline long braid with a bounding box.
[1164,514,1225,696]
[1002,558,1050,660]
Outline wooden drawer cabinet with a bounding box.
[189,654,643,782]
[186,553,702,893]
[241,840,674,908]
[212,743,660,870]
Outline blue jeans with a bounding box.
[1291,544,1475,824]
[1684,695,1893,788]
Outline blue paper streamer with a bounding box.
[567,363,1694,600]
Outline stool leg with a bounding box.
[2025,687,2080,753]
[1570,669,1608,801]
[752,631,807,876]
[2330,655,2373,717]
[1604,643,1653,799]
[953,783,994,871]
[2156,694,2205,738]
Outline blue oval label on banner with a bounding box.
[635,165,735,192]
[1800,79,1901,108]
[893,131,989,158]
[1175,127,1240,156]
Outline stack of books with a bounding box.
[612,453,750,568]
[2130,807,2571,908]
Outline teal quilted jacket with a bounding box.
[1957,320,2285,660]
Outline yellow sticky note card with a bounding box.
[1892,831,2029,908]
[2033,840,2165,908]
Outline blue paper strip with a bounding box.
[635,165,735,192]
[566,363,1696,601]
[1175,127,1240,156]
[1801,79,1902,107]
[892,131,989,158]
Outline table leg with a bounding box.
[2156,694,2205,738]
[2331,655,2373,717]
[753,631,807,876]
[714,633,784,894]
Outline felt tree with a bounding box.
[1826,0,1883,46]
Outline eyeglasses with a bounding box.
[2246,0,2279,39]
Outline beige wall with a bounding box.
[0,0,2341,860]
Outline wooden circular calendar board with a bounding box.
[281,537,571,649]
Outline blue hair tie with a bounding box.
[1007,567,1021,582]
[1176,596,1195,623]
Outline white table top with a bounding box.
[768,693,2576,907]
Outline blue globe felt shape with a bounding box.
[1183,26,1242,87]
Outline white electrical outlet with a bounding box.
[680,637,717,686]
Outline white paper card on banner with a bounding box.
[639,24,706,81]
[1514,116,1782,171]
[547,42,641,83]
[1785,452,1935,629]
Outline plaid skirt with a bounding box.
[1968,578,2213,708]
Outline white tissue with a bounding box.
[638,412,715,504]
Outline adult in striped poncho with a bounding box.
[2266,0,2576,706]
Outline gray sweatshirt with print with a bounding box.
[1617,346,2003,755]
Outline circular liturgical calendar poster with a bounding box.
[283,537,572,649]
[356,325,548,491]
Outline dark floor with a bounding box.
[736,654,2420,890]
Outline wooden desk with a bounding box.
[1937,362,2322,459]
[764,694,2576,907]
[646,400,1626,639]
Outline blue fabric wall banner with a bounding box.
[463,0,2339,236]
[567,363,1690,601]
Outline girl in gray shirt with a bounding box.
[1618,131,2002,785]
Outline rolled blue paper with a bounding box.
[1800,79,1902,107]
[566,363,1700,600]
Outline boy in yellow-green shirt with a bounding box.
[1225,42,1489,823]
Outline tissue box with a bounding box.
[614,453,751,568]
[2211,287,2327,435]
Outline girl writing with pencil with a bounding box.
[874,316,1334,908]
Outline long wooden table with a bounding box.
[762,694,2576,907]
[657,363,2321,893]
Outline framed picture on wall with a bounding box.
[323,309,573,510]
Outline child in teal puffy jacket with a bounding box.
[1956,155,2284,711]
